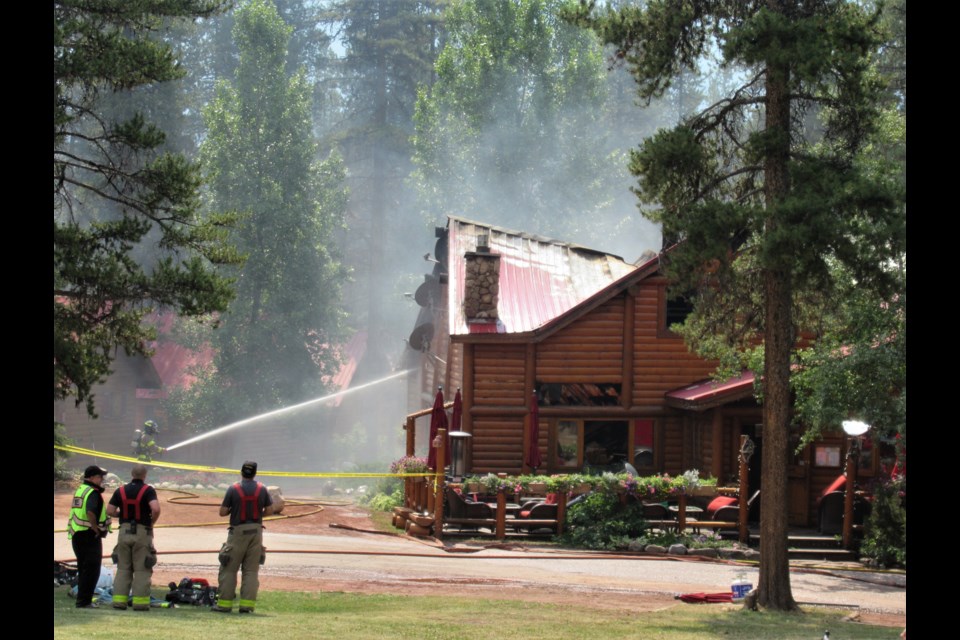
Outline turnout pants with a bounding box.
[217,523,263,611]
[112,524,155,610]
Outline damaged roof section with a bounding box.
[447,216,638,335]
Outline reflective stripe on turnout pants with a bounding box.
[112,524,154,608]
[217,522,263,610]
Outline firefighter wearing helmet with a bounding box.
[132,420,165,462]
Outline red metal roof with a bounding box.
[664,371,756,411]
[147,312,214,392]
[147,312,364,406]
[324,330,367,407]
[447,217,638,335]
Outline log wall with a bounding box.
[474,346,526,406]
[632,279,719,405]
[537,298,625,381]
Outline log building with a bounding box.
[405,217,891,528]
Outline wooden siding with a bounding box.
[471,417,524,474]
[473,346,526,406]
[660,416,685,475]
[632,282,718,405]
[55,354,165,472]
[447,343,464,395]
[537,298,624,381]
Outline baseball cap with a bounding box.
[84,465,108,478]
[241,461,257,478]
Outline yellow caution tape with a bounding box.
[54,444,437,478]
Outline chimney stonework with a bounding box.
[463,250,500,322]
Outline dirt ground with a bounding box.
[54,487,905,629]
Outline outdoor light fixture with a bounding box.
[842,420,870,437]
[842,420,870,458]
[448,431,471,482]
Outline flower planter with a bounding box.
[688,486,718,497]
[528,482,547,494]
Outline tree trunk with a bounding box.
[757,0,797,610]
[759,268,797,611]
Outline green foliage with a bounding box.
[54,0,240,418]
[561,491,648,550]
[412,0,625,244]
[365,489,403,512]
[860,475,906,568]
[568,0,905,610]
[792,269,905,445]
[54,422,74,481]
[182,0,349,426]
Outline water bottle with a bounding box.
[731,571,752,602]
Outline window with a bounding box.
[814,445,842,467]
[537,382,621,406]
[556,420,581,468]
[665,294,694,328]
[553,419,630,472]
[659,286,695,337]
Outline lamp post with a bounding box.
[447,431,471,482]
[841,420,870,549]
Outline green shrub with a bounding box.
[860,475,906,568]
[561,492,648,550]
[367,489,402,512]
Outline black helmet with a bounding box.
[143,420,158,435]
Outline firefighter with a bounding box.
[68,465,111,608]
[132,420,165,462]
[212,461,274,614]
[106,464,161,611]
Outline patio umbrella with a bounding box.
[450,387,462,454]
[525,389,542,471]
[451,388,463,432]
[426,386,448,471]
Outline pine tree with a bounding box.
[321,0,446,381]
[197,0,349,423]
[54,0,239,417]
[567,0,905,610]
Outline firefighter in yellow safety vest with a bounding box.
[68,465,111,608]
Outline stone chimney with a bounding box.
[463,237,500,323]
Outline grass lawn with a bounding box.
[54,588,901,639]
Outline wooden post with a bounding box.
[711,409,724,481]
[434,429,447,540]
[405,416,415,457]
[843,439,858,550]
[556,491,568,536]
[428,428,446,514]
[677,493,688,532]
[496,489,507,540]
[738,435,751,544]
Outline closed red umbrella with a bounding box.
[451,388,463,432]
[525,389,542,471]
[450,388,462,454]
[427,386,448,471]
